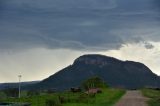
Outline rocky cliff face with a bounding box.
[32,54,160,90]
[74,55,121,65]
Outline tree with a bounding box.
[82,76,107,90]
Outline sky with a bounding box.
[0,0,160,82]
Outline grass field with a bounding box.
[0,88,125,106]
[141,89,160,106]
[64,88,125,106]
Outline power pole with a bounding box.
[18,75,22,98]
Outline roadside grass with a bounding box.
[0,88,125,106]
[64,88,125,106]
[141,88,160,106]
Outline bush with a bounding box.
[0,92,7,99]
[58,96,68,104]
[27,90,40,97]
[45,98,62,106]
[77,93,89,103]
[3,88,19,97]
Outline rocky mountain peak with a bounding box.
[73,54,122,66]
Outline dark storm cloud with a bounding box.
[153,0,160,10]
[0,0,160,51]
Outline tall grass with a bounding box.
[0,88,125,106]
[142,89,160,106]
[64,88,125,106]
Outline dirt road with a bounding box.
[115,90,148,106]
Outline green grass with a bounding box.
[141,89,160,106]
[0,94,59,106]
[64,88,125,106]
[0,88,125,106]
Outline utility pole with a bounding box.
[18,75,22,98]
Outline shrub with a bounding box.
[27,90,40,97]
[58,96,68,103]
[78,93,89,103]
[45,98,61,106]
[3,88,19,97]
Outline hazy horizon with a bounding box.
[0,0,160,82]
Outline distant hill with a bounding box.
[31,54,160,90]
[0,81,40,90]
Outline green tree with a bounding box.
[82,76,107,90]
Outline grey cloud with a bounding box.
[0,0,160,51]
[1,0,117,11]
[153,0,160,11]
[144,42,154,49]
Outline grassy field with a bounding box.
[141,89,160,106]
[64,88,125,106]
[0,88,125,106]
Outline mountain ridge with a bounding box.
[0,81,40,90]
[31,54,160,90]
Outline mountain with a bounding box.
[0,81,40,90]
[32,54,160,90]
